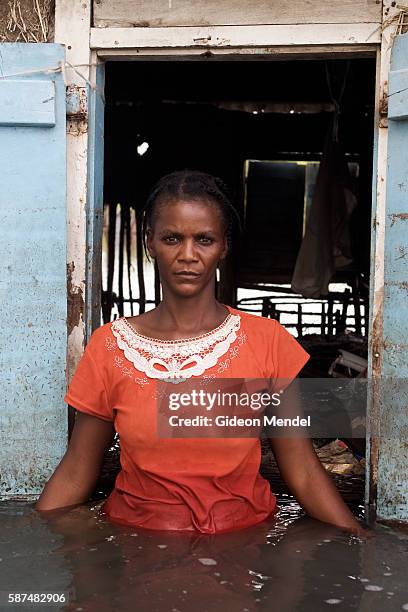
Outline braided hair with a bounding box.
[141,169,241,257]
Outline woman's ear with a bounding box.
[146,228,156,259]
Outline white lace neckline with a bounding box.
[121,310,233,345]
[110,309,241,383]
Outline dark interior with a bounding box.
[103,57,375,320]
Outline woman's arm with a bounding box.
[35,411,115,512]
[269,435,365,535]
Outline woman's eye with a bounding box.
[163,236,179,244]
[197,237,214,245]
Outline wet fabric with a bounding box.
[64,305,310,534]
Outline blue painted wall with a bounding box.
[0,44,67,497]
[377,33,408,520]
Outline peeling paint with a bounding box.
[371,289,384,365]
[385,280,408,290]
[389,211,408,225]
[368,297,384,510]
[382,339,408,349]
[379,85,389,127]
[66,85,88,135]
[396,246,408,260]
[66,261,85,338]
[216,37,231,46]
[67,318,86,384]
[67,117,88,136]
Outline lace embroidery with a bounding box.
[105,337,116,351]
[114,355,149,387]
[110,313,241,384]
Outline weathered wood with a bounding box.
[55,0,92,376]
[97,45,377,59]
[93,0,382,29]
[91,23,381,49]
[55,0,93,440]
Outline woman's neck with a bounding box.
[154,293,228,336]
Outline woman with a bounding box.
[36,170,366,536]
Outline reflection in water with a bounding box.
[0,499,407,612]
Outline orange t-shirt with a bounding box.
[64,305,310,534]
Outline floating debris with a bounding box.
[324,599,342,604]
[364,585,383,591]
[198,557,217,566]
[157,544,167,549]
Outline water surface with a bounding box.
[0,498,407,611]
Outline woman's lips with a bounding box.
[174,271,201,279]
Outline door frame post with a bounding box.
[55,0,93,437]
[365,0,401,521]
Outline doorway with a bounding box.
[93,56,376,506]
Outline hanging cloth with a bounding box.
[291,119,357,298]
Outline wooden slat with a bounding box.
[91,23,381,49]
[96,45,378,60]
[93,0,382,28]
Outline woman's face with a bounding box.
[147,198,228,298]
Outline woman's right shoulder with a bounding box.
[86,320,118,350]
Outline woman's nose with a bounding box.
[178,239,198,262]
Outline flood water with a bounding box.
[1,498,407,612]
